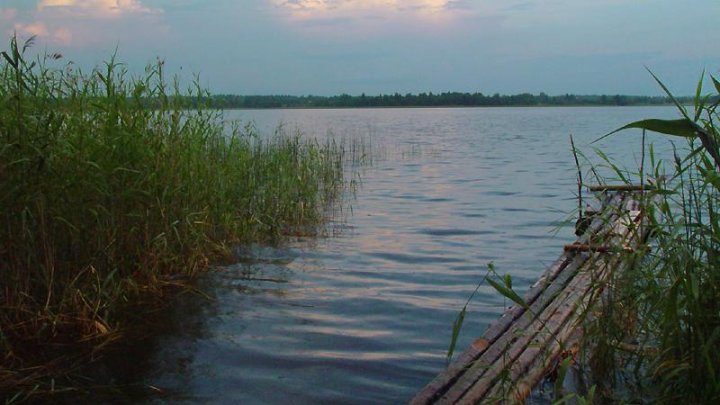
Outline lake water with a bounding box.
[109,107,680,404]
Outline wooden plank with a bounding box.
[453,252,610,404]
[412,193,625,405]
[508,247,639,402]
[410,192,644,405]
[563,243,636,253]
[478,200,646,403]
[409,254,577,405]
[436,254,594,403]
[440,196,624,403]
[588,184,653,192]
[409,197,626,405]
[500,294,592,403]
[476,254,614,403]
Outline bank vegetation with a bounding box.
[0,36,350,402]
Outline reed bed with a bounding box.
[449,73,720,404]
[0,36,349,400]
[576,73,720,404]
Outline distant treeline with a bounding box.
[204,92,692,109]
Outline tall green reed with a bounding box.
[0,35,349,397]
[582,71,720,403]
[445,72,719,403]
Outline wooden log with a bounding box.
[482,254,616,403]
[436,254,596,404]
[409,254,577,405]
[588,184,653,192]
[504,299,591,403]
[491,202,646,403]
[563,243,636,254]
[409,203,629,405]
[410,191,646,405]
[565,243,611,253]
[507,247,639,403]
[454,253,611,404]
[412,193,627,405]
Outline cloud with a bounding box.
[12,21,73,45]
[271,0,461,25]
[0,8,18,22]
[1,0,167,47]
[14,21,48,37]
[274,0,450,14]
[53,26,72,44]
[37,0,160,18]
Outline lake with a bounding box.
[107,107,680,404]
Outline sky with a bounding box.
[0,0,718,96]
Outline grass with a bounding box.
[0,35,352,401]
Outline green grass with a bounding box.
[0,35,351,400]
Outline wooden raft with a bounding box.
[411,188,649,404]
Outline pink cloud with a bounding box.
[52,27,72,44]
[270,0,470,35]
[0,8,18,22]
[14,21,49,38]
[37,0,161,18]
[0,0,168,48]
[12,21,73,46]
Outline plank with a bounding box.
[476,199,646,403]
[436,253,595,403]
[507,241,642,402]
[433,195,629,403]
[453,252,610,404]
[467,253,613,403]
[410,191,646,405]
[588,184,653,192]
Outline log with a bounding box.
[588,184,653,192]
[410,192,648,404]
[455,253,610,403]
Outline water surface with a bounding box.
[114,107,680,404]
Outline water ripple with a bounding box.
[114,106,680,404]
[367,251,464,265]
[418,228,496,236]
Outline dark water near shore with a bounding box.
[108,107,679,404]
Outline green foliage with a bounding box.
[447,305,466,364]
[0,35,349,398]
[447,69,720,403]
[611,118,701,138]
[208,92,684,109]
[591,71,720,404]
[485,265,528,310]
[553,385,596,405]
[446,269,489,363]
[445,263,529,364]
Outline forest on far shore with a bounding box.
[206,92,693,109]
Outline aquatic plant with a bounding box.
[0,35,348,400]
[445,71,720,404]
[582,71,720,404]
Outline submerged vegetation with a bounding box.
[0,36,351,400]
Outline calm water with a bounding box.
[110,107,679,404]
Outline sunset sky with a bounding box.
[0,0,718,96]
